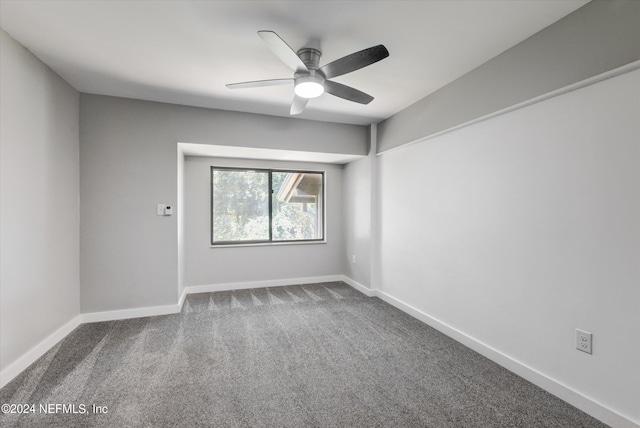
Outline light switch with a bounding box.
[157,204,166,216]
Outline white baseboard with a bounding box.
[340,275,375,297]
[81,302,182,323]
[80,275,349,326]
[183,275,344,295]
[370,286,639,428]
[0,315,82,389]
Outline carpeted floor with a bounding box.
[0,282,607,427]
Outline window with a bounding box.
[211,167,324,245]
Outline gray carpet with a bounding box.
[0,282,607,427]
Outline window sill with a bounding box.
[210,240,326,249]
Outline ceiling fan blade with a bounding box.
[258,31,308,73]
[226,78,293,89]
[290,95,309,115]
[319,45,389,79]
[324,80,374,104]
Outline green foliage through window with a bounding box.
[212,167,324,244]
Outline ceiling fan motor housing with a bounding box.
[297,48,322,70]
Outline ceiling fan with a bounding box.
[226,31,389,115]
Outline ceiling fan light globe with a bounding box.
[295,81,324,98]
[294,75,325,98]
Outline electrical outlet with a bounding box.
[576,329,592,354]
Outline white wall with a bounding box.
[184,156,344,287]
[0,30,80,374]
[376,69,640,425]
[80,94,366,313]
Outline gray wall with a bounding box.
[80,94,367,313]
[184,157,344,287]
[0,30,80,373]
[377,0,640,153]
[342,130,372,288]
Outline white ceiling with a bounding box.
[0,0,589,126]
